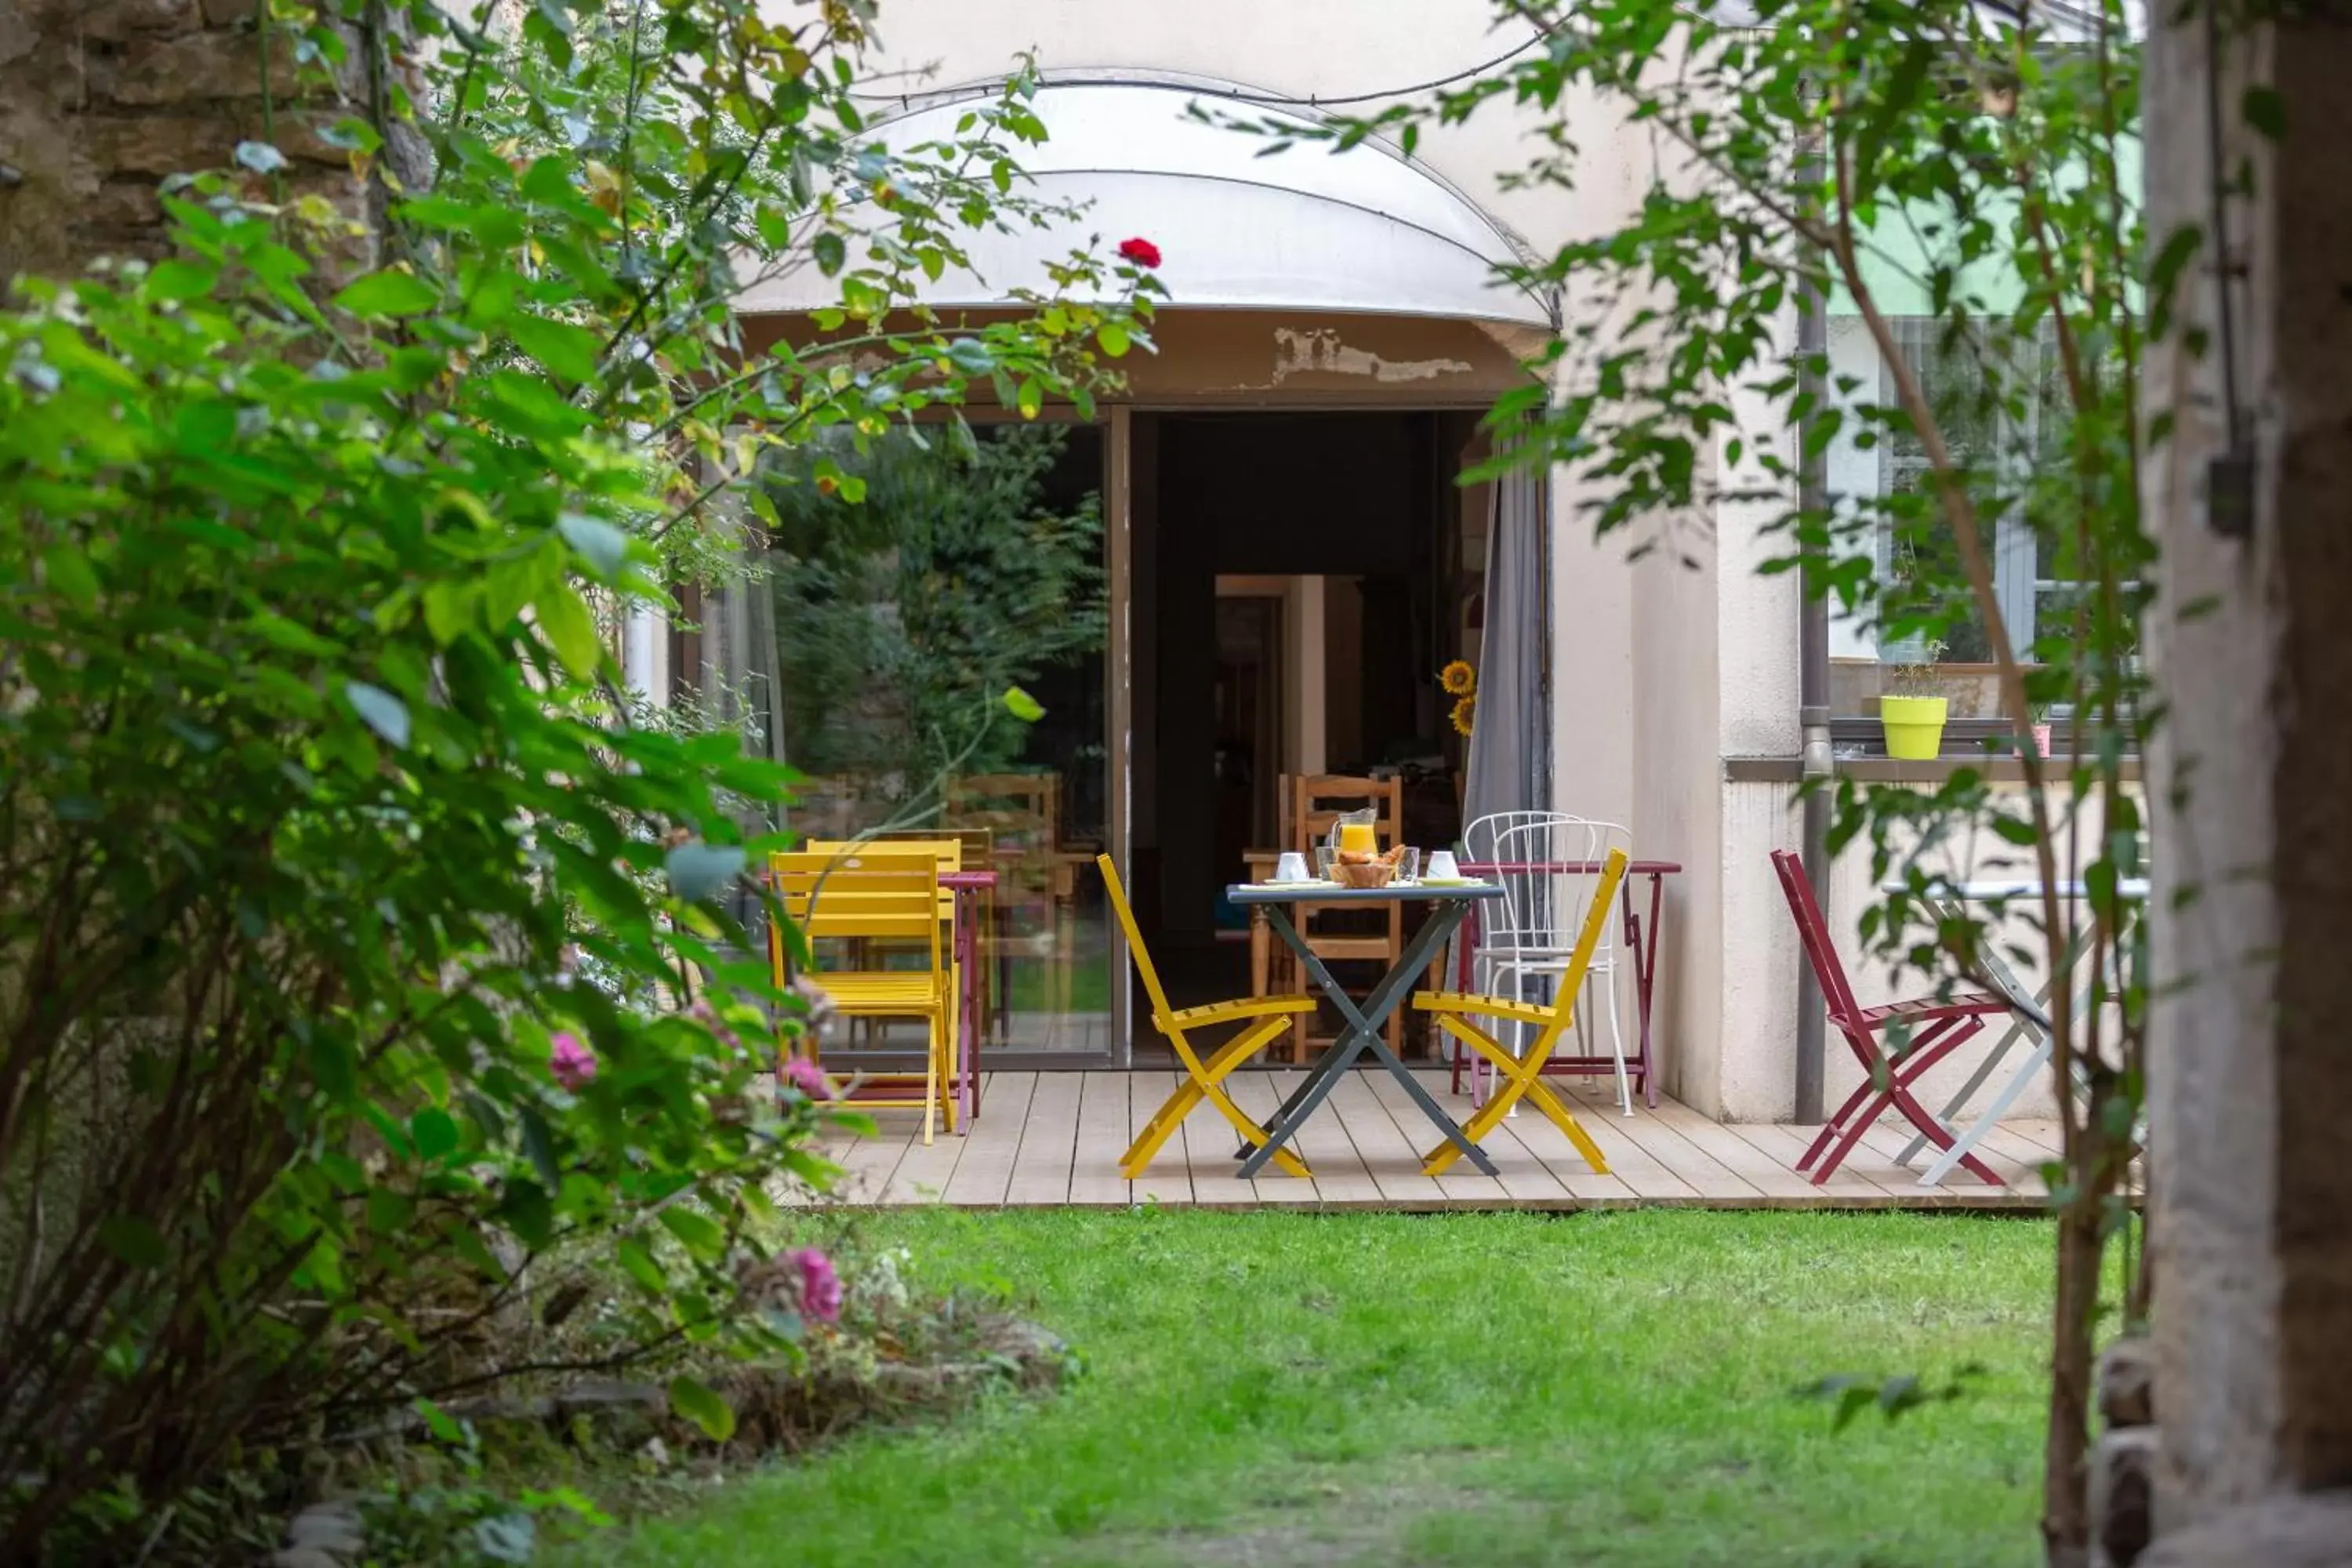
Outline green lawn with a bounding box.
[603,1210,2053,1567]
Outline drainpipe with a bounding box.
[1794,136,1831,1128]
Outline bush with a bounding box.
[0,227,817,1559]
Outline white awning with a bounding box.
[734,78,1558,330]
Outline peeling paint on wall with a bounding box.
[1269,327,1473,384]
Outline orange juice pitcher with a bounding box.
[1334,811,1378,858]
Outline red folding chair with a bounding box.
[1770,850,2010,1185]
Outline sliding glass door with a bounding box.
[702,420,1116,1062]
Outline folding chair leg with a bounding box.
[1799,1080,1878,1171]
[1809,1091,1892,1183]
[1123,1019,1309,1179]
[1892,1085,2004,1185]
[1521,1079,1609,1174]
[1602,971,1633,1118]
[1422,1018,1584,1176]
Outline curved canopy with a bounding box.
[735,78,1557,330]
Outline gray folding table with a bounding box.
[1225,880,1504,1178]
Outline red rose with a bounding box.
[1117,237,1162,268]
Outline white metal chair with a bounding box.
[1460,814,1638,1117]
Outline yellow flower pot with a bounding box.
[1880,695,1949,760]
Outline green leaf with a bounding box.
[519,1105,563,1193]
[423,581,474,646]
[499,1177,554,1249]
[666,841,746,902]
[234,140,288,175]
[2242,85,2287,140]
[412,1106,459,1162]
[511,314,604,383]
[521,156,575,204]
[366,1188,415,1235]
[97,1214,169,1271]
[617,1236,667,1294]
[332,267,441,320]
[658,1205,727,1259]
[1003,686,1046,723]
[42,544,99,607]
[143,260,219,303]
[534,586,603,678]
[346,681,412,747]
[668,1376,737,1443]
[811,232,847,275]
[1097,321,1131,358]
[557,512,629,579]
[414,1397,466,1445]
[946,337,995,375]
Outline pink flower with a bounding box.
[779,1055,833,1102]
[1116,236,1161,268]
[789,1247,843,1323]
[549,1032,597,1091]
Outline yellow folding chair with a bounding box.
[805,838,961,1046]
[770,850,956,1143]
[1411,848,1630,1176]
[1098,854,1316,1180]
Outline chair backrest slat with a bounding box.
[807,839,960,919]
[768,851,942,971]
[1096,853,1176,1029]
[1770,849,1862,1022]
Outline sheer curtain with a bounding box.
[692,548,789,932]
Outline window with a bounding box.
[1863,315,2093,668]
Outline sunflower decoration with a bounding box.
[1439,659,1477,697]
[1450,695,1477,738]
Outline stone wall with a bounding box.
[0,0,405,281]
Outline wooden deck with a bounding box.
[793,1069,2064,1211]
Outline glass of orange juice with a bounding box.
[1336,816,1378,857]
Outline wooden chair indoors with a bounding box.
[1098,853,1315,1180]
[768,850,957,1143]
[1286,774,1405,1062]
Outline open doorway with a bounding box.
[1129,410,1495,1020]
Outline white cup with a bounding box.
[1273,851,1309,883]
[1427,850,1461,880]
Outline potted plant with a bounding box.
[2027,702,2054,760]
[1879,641,1949,759]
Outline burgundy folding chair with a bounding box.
[1770,850,2010,1185]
